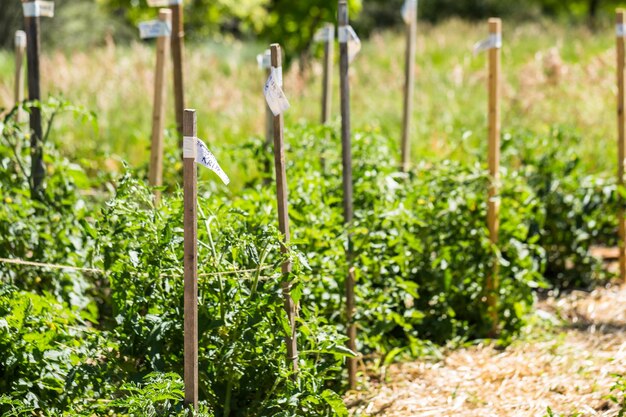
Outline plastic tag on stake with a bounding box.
[195,139,230,185]
[257,49,271,69]
[23,1,54,18]
[271,66,283,87]
[338,25,361,62]
[473,34,502,55]
[401,0,418,24]
[183,136,197,159]
[139,20,172,39]
[264,70,290,116]
[147,0,181,6]
[618,24,626,38]
[314,25,335,43]
[182,136,230,185]
[15,31,26,48]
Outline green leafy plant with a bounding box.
[0,101,100,310]
[1,96,620,416]
[106,372,213,417]
[504,129,617,289]
[0,285,114,414]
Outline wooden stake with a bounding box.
[486,18,501,333]
[401,3,417,172]
[14,31,26,124]
[265,63,274,144]
[149,9,171,205]
[618,10,626,282]
[270,43,299,374]
[183,109,198,410]
[346,266,356,380]
[170,1,185,138]
[339,0,357,390]
[23,0,45,196]
[321,23,334,124]
[264,50,273,183]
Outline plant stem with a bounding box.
[223,378,233,417]
[250,244,271,297]
[204,212,225,322]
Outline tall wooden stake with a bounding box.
[23,0,45,196]
[618,10,626,282]
[264,50,273,182]
[270,44,299,374]
[486,18,501,333]
[339,0,357,390]
[265,63,274,143]
[183,109,198,410]
[321,23,334,124]
[401,1,417,172]
[14,30,26,124]
[149,9,171,205]
[170,1,185,137]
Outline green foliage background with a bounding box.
[2,0,626,52]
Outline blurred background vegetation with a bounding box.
[1,0,623,178]
[1,0,625,57]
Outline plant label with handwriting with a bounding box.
[257,49,271,69]
[138,20,171,39]
[23,1,55,18]
[401,0,418,24]
[264,71,290,116]
[473,34,502,55]
[183,136,230,184]
[338,25,361,63]
[314,25,335,43]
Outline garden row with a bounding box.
[0,100,616,415]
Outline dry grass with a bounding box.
[347,285,626,416]
[0,19,619,180]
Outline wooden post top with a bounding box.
[270,43,281,68]
[183,109,196,138]
[159,8,172,21]
[489,18,501,34]
[339,1,348,25]
[618,9,626,24]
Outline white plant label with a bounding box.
[23,1,55,18]
[182,136,230,185]
[15,31,27,48]
[618,24,626,38]
[139,20,172,39]
[196,138,230,185]
[271,66,283,87]
[401,0,418,24]
[473,34,502,55]
[257,50,271,69]
[183,136,197,159]
[338,25,361,62]
[314,25,335,43]
[264,70,290,116]
[147,0,181,6]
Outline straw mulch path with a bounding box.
[347,284,626,416]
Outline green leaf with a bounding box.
[321,389,348,417]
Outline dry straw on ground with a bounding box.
[348,285,626,416]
